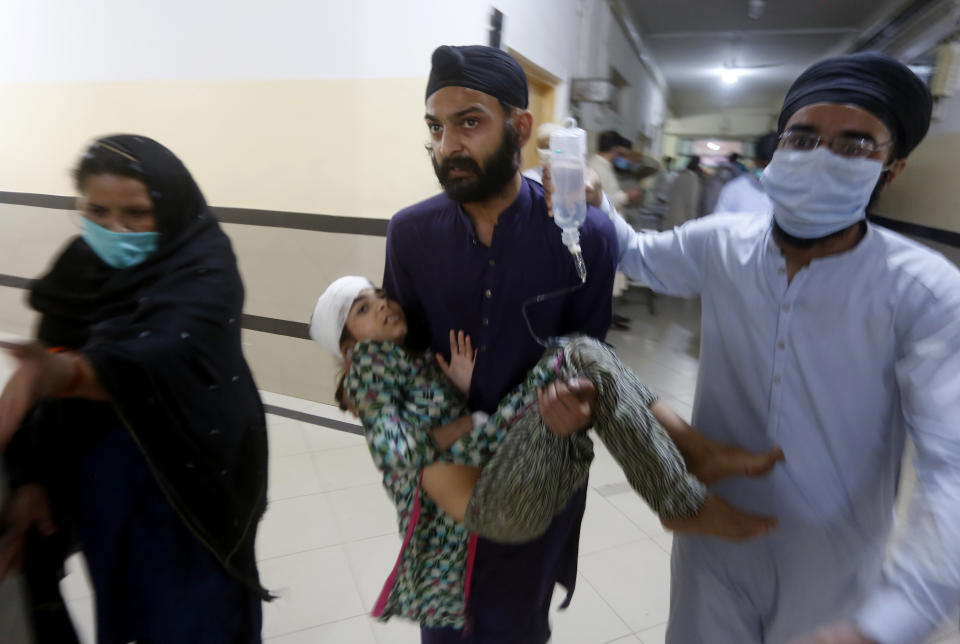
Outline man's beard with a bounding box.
[773,220,866,250]
[432,124,521,203]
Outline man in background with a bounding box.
[588,130,643,210]
[715,132,777,214]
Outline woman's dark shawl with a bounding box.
[21,135,269,597]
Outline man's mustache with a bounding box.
[440,156,482,176]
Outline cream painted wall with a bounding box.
[0,79,440,218]
[0,204,78,278]
[0,0,486,82]
[0,1,588,216]
[872,133,960,233]
[1,0,581,85]
[222,224,386,324]
[0,288,35,340]
[870,88,960,233]
[243,331,339,405]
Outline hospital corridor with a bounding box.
[1,1,960,643]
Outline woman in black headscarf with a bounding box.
[0,135,269,643]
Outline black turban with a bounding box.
[778,52,933,158]
[426,45,528,109]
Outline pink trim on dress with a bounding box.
[372,471,423,617]
[463,532,479,608]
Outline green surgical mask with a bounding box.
[82,218,160,269]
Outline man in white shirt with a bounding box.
[588,131,643,210]
[702,152,746,215]
[651,156,677,206]
[715,132,778,215]
[614,53,958,644]
[664,156,703,228]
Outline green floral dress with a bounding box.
[345,337,707,629]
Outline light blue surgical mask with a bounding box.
[82,218,161,269]
[613,156,633,171]
[760,148,883,239]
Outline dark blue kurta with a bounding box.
[383,176,617,642]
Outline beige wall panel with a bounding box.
[0,204,78,278]
[872,133,960,234]
[0,79,443,219]
[222,223,386,322]
[0,287,36,338]
[242,329,338,405]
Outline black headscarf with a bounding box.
[25,135,269,598]
[778,52,933,159]
[426,45,529,108]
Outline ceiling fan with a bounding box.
[719,34,784,83]
[748,0,765,20]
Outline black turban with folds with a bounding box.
[426,45,528,108]
[778,52,933,158]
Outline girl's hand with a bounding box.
[436,330,476,395]
[538,378,596,436]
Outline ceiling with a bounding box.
[624,0,910,116]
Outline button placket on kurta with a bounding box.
[477,224,500,359]
[766,248,806,440]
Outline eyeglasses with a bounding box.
[779,129,893,159]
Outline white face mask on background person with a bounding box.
[760,147,883,239]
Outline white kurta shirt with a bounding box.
[621,213,960,643]
[714,173,773,215]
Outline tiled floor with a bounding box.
[2,295,960,643]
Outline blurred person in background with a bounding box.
[665,155,703,228]
[715,132,778,215]
[0,135,269,644]
[589,130,643,210]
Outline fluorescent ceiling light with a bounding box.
[720,69,740,84]
[707,142,721,151]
